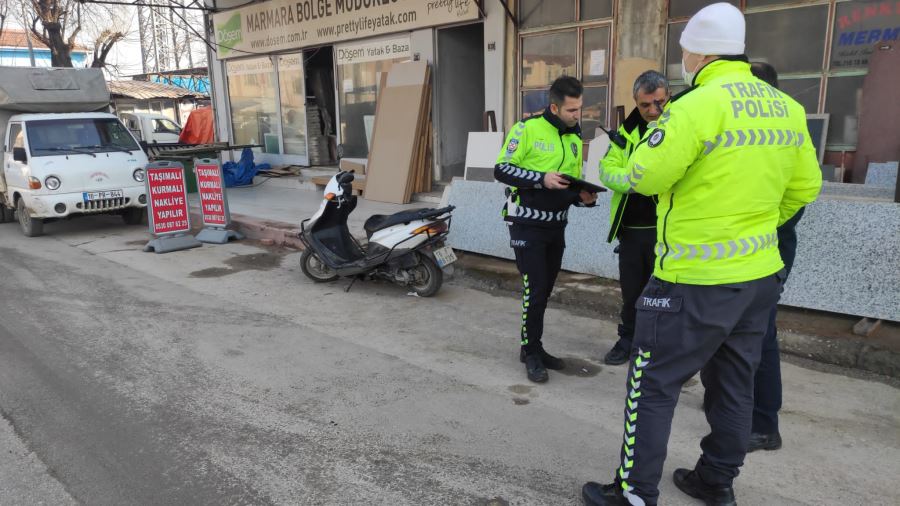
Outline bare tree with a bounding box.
[23,0,82,67]
[85,4,131,69]
[90,27,127,69]
[0,2,9,42]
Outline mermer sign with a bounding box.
[213,0,479,58]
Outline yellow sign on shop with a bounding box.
[213,0,480,59]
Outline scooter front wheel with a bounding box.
[300,249,339,283]
[408,254,443,297]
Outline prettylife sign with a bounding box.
[195,162,228,227]
[146,164,191,235]
[831,1,900,69]
[213,0,479,59]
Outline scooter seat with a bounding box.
[364,209,432,237]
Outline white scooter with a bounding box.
[299,171,456,297]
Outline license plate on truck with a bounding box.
[433,246,457,268]
[83,190,124,202]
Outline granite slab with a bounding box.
[820,182,894,200]
[447,179,900,322]
[864,161,898,188]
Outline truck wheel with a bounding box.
[300,249,338,282]
[409,253,443,297]
[122,207,146,225]
[0,205,13,224]
[16,199,44,237]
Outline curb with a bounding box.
[222,214,899,379]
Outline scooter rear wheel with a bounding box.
[409,254,443,297]
[300,249,339,282]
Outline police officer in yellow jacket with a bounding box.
[495,76,597,383]
[599,71,670,366]
[582,4,822,506]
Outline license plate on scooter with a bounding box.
[433,246,457,268]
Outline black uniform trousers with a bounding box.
[753,207,804,435]
[508,223,566,354]
[614,272,783,505]
[615,227,657,352]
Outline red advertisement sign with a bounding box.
[195,163,227,226]
[147,166,191,235]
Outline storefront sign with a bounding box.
[146,163,191,235]
[831,1,900,69]
[195,162,228,227]
[336,35,411,64]
[213,0,479,59]
[226,57,275,75]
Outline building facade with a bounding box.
[0,29,89,68]
[205,0,899,181]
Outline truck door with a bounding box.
[3,122,26,193]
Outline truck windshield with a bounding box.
[27,118,140,157]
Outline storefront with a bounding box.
[206,0,509,181]
[510,0,899,167]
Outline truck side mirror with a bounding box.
[12,147,27,163]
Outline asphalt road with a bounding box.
[0,216,897,505]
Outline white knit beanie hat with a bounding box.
[679,2,746,55]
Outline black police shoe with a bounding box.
[581,482,631,505]
[603,345,630,365]
[673,469,736,506]
[524,353,548,383]
[519,347,566,370]
[748,432,782,452]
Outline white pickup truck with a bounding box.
[120,112,183,144]
[1,67,149,237]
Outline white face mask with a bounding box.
[681,54,701,85]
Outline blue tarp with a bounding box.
[223,148,270,187]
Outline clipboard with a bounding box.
[561,174,608,194]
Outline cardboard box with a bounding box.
[339,159,367,175]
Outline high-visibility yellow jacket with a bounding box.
[599,108,658,243]
[494,110,585,228]
[627,59,822,285]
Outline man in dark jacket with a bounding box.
[598,71,669,365]
[747,61,806,452]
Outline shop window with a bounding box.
[522,31,577,88]
[521,89,550,118]
[665,22,688,80]
[336,44,409,159]
[277,54,308,157]
[581,0,613,20]
[520,0,575,29]
[824,74,865,147]
[669,0,739,19]
[746,0,809,8]
[778,78,821,114]
[581,86,609,140]
[830,0,900,71]
[582,27,611,84]
[226,57,279,153]
[746,5,829,75]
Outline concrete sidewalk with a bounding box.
[203,175,900,379]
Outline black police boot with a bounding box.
[523,353,548,383]
[673,469,736,506]
[581,482,631,505]
[747,432,782,452]
[519,347,566,370]
[603,344,630,365]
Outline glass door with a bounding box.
[277,53,310,165]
